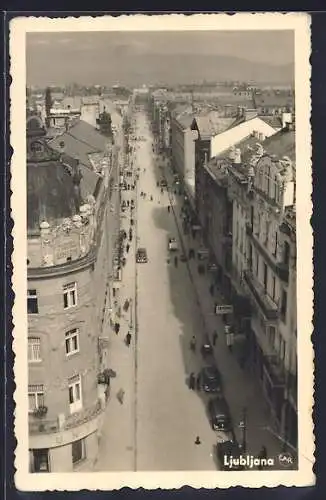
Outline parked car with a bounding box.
[168,237,178,251]
[200,365,222,393]
[136,248,148,263]
[216,440,245,471]
[208,396,232,431]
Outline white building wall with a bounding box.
[210,117,278,158]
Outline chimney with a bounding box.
[234,148,241,164]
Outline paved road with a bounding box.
[134,111,218,471]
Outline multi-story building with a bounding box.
[252,89,294,116]
[240,127,297,445]
[27,111,119,472]
[195,124,297,448]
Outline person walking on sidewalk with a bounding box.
[190,335,196,352]
[125,332,132,347]
[168,205,171,213]
[114,322,120,335]
[189,372,195,390]
[116,388,125,405]
[257,445,268,470]
[126,243,130,253]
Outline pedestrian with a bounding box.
[167,205,171,213]
[150,195,153,201]
[116,388,125,405]
[189,372,195,390]
[127,200,130,207]
[195,436,201,445]
[126,243,130,253]
[125,332,132,346]
[123,230,127,239]
[213,331,218,346]
[114,322,120,335]
[130,218,134,226]
[174,255,178,268]
[257,446,268,470]
[127,184,130,190]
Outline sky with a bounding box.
[26,31,294,86]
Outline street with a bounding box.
[94,108,282,472]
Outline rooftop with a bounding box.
[261,128,296,163]
[49,119,110,171]
[253,91,294,108]
[192,112,235,139]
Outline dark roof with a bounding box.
[27,117,102,232]
[193,113,235,139]
[27,159,81,231]
[49,119,109,169]
[259,115,283,129]
[261,128,295,162]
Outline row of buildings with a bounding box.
[150,88,297,449]
[26,91,124,472]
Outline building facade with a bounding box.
[27,113,119,472]
[195,126,297,449]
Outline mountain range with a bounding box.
[27,52,294,87]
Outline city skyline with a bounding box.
[26,30,294,87]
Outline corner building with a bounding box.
[27,114,119,472]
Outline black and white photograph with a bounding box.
[10,13,313,490]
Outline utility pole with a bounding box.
[239,406,247,453]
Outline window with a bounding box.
[68,375,82,414]
[27,289,38,314]
[32,449,50,473]
[63,282,77,309]
[72,439,86,465]
[274,231,278,257]
[283,241,290,266]
[28,337,41,362]
[263,262,268,292]
[272,276,276,301]
[268,326,276,347]
[266,166,270,196]
[28,384,45,412]
[279,337,286,361]
[65,328,79,356]
[281,289,288,323]
[250,206,254,231]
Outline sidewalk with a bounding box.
[93,158,138,471]
[163,160,284,468]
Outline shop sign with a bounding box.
[54,237,79,262]
[215,305,234,315]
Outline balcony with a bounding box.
[243,271,279,321]
[29,399,102,435]
[247,230,289,284]
[264,354,286,388]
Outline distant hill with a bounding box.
[27,52,294,87]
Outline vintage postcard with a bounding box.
[10,13,314,490]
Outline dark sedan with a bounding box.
[199,366,222,393]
